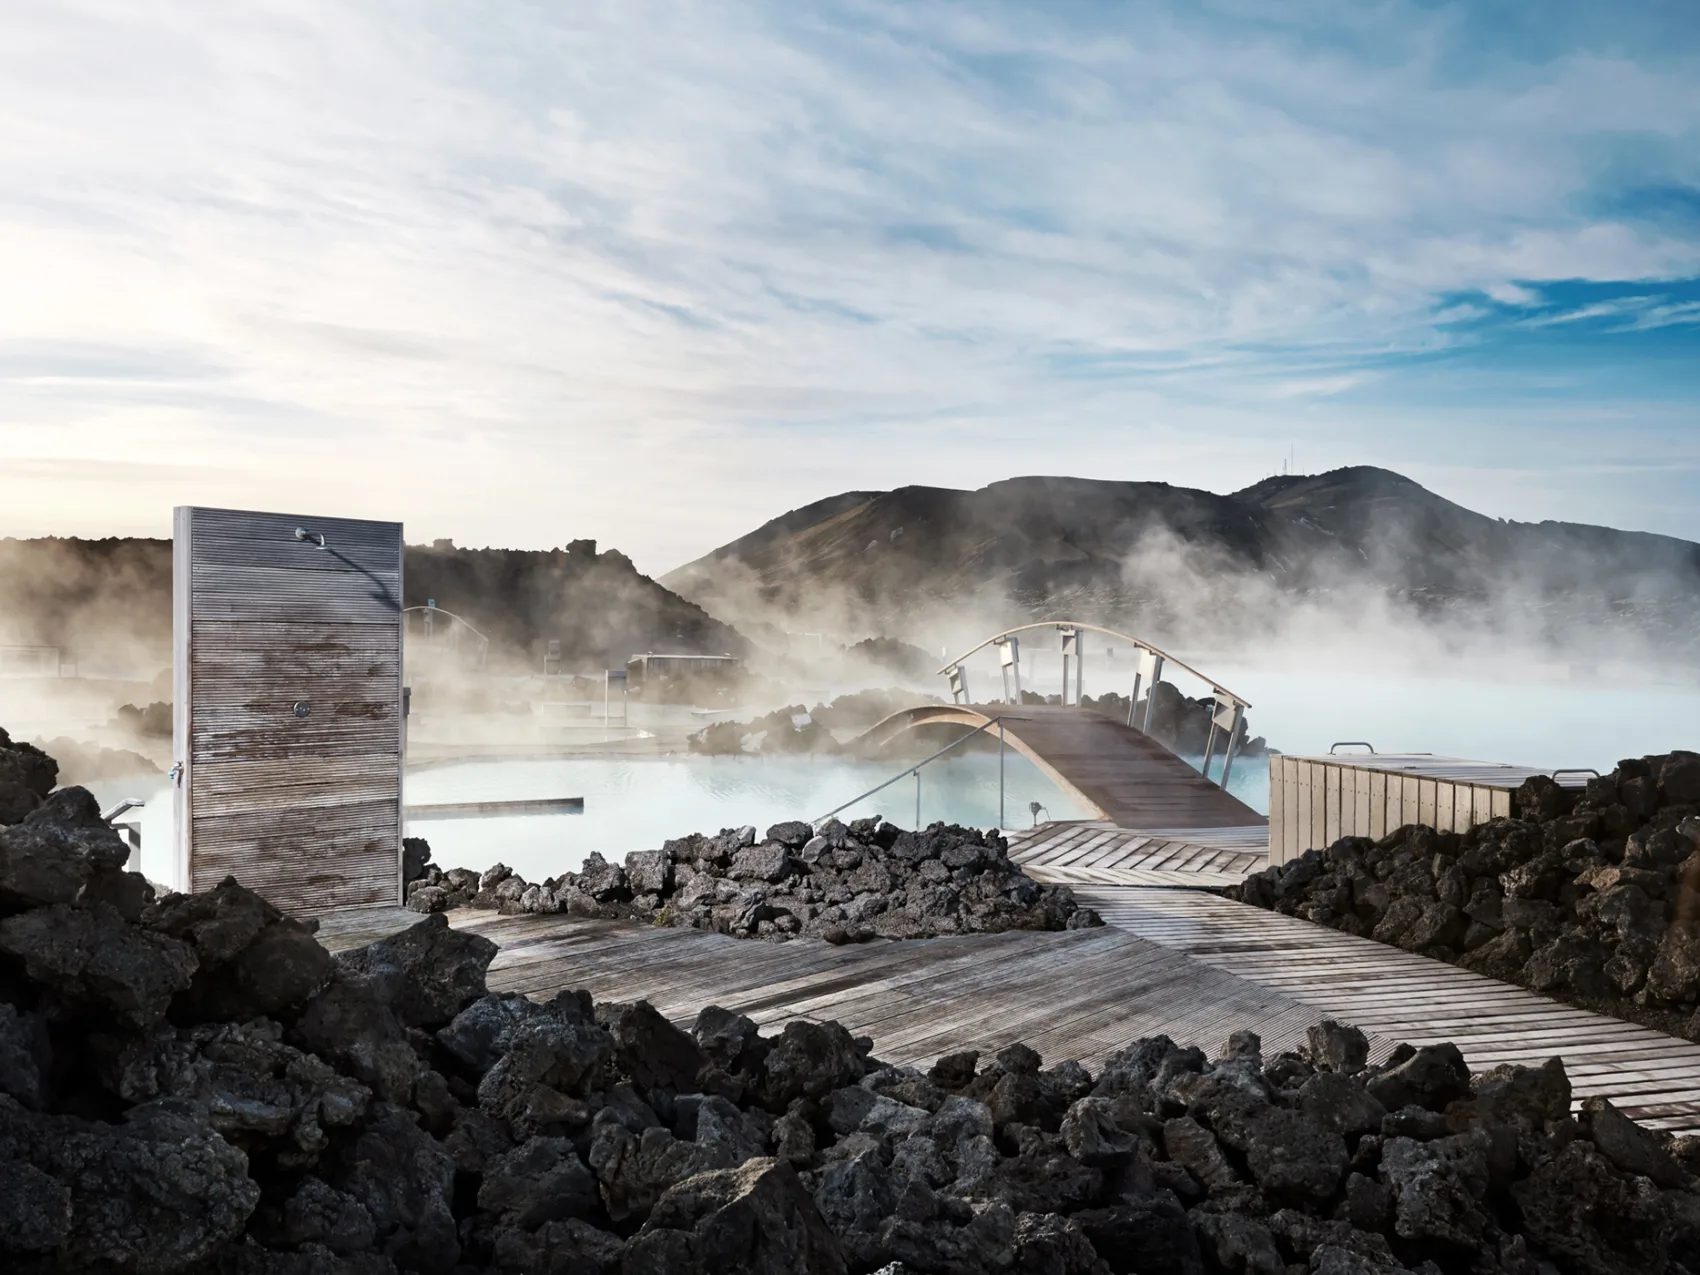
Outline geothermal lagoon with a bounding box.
[80,659,1700,891]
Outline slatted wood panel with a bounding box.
[1269,754,1573,865]
[1007,821,1267,887]
[315,910,1388,1072]
[174,507,404,913]
[859,705,1267,831]
[1075,886,1700,1133]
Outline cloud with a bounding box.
[1484,283,1539,306]
[1265,374,1370,399]
[0,1,1696,567]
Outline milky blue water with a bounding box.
[91,750,1103,888]
[87,666,1700,891]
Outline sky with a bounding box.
[1,0,1697,575]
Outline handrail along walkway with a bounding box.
[814,715,1023,829]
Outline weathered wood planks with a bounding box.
[1008,821,1267,887]
[174,506,404,913]
[319,910,1365,1070]
[1075,885,1700,1132]
[317,892,1700,1133]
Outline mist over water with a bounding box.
[1216,663,1700,774]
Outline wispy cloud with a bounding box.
[0,1,1697,564]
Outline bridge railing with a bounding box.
[403,604,491,669]
[813,715,1022,830]
[936,621,1251,790]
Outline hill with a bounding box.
[0,535,745,679]
[661,467,1700,657]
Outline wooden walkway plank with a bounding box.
[322,894,1700,1133]
[1074,885,1700,1132]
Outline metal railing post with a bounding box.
[998,636,1021,705]
[1127,647,1150,727]
[998,721,1006,829]
[915,769,921,828]
[1219,705,1245,789]
[948,664,969,705]
[1141,655,1165,732]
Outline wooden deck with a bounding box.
[318,909,1355,1070]
[858,704,1267,831]
[1009,821,1267,887]
[1076,886,1700,1133]
[321,895,1700,1132]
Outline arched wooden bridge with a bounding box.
[852,702,1265,831]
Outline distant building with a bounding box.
[625,652,742,700]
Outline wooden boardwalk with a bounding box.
[319,909,1350,1071]
[1009,821,1267,887]
[321,895,1700,1132]
[858,704,1267,831]
[1076,886,1700,1133]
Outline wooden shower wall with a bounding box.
[172,506,404,913]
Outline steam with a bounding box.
[661,476,1700,696]
[7,470,1700,789]
[0,536,172,679]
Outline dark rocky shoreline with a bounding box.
[1228,754,1700,1043]
[403,819,1099,944]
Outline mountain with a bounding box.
[404,539,746,670]
[0,536,745,680]
[661,467,1700,656]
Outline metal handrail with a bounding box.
[402,604,492,646]
[933,621,1251,709]
[403,604,491,667]
[1550,768,1601,783]
[813,715,1021,828]
[1329,741,1376,755]
[102,798,146,870]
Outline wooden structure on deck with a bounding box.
[172,506,405,913]
[1269,752,1592,866]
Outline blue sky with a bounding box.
[0,0,1695,571]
